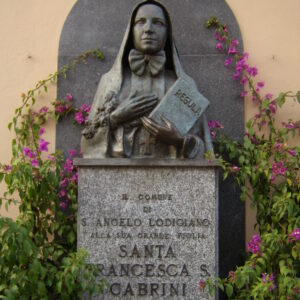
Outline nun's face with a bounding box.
[133,4,167,54]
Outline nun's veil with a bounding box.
[89,0,190,120]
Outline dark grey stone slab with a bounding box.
[74,158,219,167]
[78,164,218,299]
[57,1,245,298]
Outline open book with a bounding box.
[149,77,210,136]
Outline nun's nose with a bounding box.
[144,20,154,33]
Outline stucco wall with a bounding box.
[0,0,299,242]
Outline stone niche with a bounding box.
[58,1,245,299]
[76,159,218,299]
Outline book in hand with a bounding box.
[149,77,210,136]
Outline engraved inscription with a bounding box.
[174,89,202,117]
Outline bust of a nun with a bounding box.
[81,0,213,159]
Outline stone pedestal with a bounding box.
[75,159,219,299]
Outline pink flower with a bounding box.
[72,172,78,183]
[247,234,261,255]
[56,104,67,114]
[31,159,39,168]
[243,52,249,59]
[230,39,239,47]
[39,139,49,152]
[282,122,296,129]
[233,72,240,80]
[74,103,91,125]
[228,271,235,282]
[59,189,66,198]
[224,57,232,66]
[75,111,84,124]
[39,107,48,114]
[215,30,225,42]
[216,42,223,51]
[69,149,77,158]
[60,201,67,210]
[60,178,70,188]
[4,165,12,171]
[272,161,287,177]
[247,67,258,77]
[265,93,273,100]
[63,158,74,173]
[198,279,206,291]
[47,155,56,163]
[274,143,283,150]
[208,120,223,129]
[288,149,296,156]
[289,228,300,242]
[241,77,248,85]
[66,93,73,101]
[257,81,265,88]
[232,165,240,172]
[23,148,36,159]
[262,273,277,291]
[39,127,45,135]
[269,101,277,114]
[241,91,248,97]
[228,46,238,55]
[39,106,49,114]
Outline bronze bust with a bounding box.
[81,0,213,159]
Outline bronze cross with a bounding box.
[139,132,156,156]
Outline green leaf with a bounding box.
[297,91,300,103]
[225,284,233,298]
[235,275,245,289]
[277,92,286,107]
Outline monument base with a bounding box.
[75,159,219,300]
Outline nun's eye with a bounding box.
[154,19,165,26]
[135,18,146,25]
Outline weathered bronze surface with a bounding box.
[81,0,213,159]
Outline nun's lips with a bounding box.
[142,37,157,41]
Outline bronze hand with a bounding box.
[141,115,184,147]
[110,93,158,128]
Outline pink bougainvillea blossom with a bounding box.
[216,42,223,51]
[228,46,238,55]
[288,149,296,156]
[72,172,78,183]
[39,127,45,135]
[31,159,39,168]
[289,228,300,242]
[247,234,261,255]
[265,93,273,100]
[59,190,66,198]
[63,158,74,173]
[241,90,248,97]
[198,279,206,291]
[262,273,277,292]
[247,66,258,77]
[39,139,50,152]
[74,103,91,125]
[232,165,240,172]
[66,93,73,102]
[23,147,36,159]
[4,165,12,171]
[269,101,277,114]
[69,149,77,158]
[60,201,67,210]
[230,39,239,47]
[39,106,49,114]
[215,30,225,42]
[228,271,235,282]
[224,57,232,66]
[282,121,296,129]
